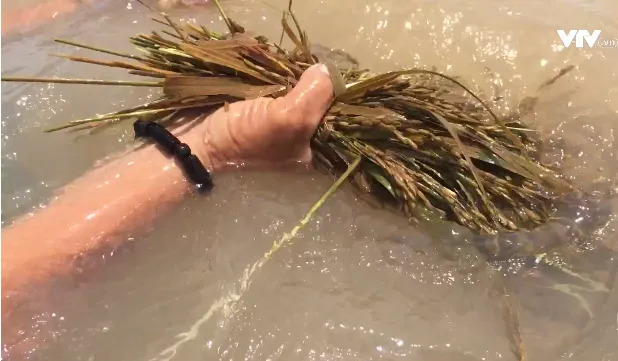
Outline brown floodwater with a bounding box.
[2,0,618,360]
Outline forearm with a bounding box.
[0,61,333,319]
[1,0,80,35]
[1,132,215,294]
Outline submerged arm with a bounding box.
[1,129,217,295]
[1,0,83,35]
[1,63,334,303]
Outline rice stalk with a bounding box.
[498,281,528,361]
[150,157,361,361]
[4,4,613,361]
[0,0,584,257]
[1,76,162,86]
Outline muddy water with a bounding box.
[2,0,618,360]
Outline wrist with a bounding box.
[178,131,221,174]
[134,119,220,193]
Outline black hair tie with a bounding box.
[134,119,213,193]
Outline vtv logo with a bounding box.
[557,30,602,48]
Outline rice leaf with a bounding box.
[489,142,573,193]
[336,72,401,102]
[1,76,162,87]
[180,43,276,84]
[212,0,244,34]
[54,38,139,60]
[240,46,297,78]
[281,13,306,56]
[195,37,260,50]
[51,53,177,76]
[163,75,284,99]
[501,286,528,361]
[424,109,496,221]
[365,163,396,197]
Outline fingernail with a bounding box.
[315,63,330,77]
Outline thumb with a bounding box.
[269,63,335,134]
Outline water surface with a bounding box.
[2,0,618,360]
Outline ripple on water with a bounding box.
[2,0,618,360]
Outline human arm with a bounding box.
[1,0,214,36]
[1,0,84,36]
[1,64,334,299]
[1,129,213,295]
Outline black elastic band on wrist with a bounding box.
[133,119,213,193]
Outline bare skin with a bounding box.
[1,0,334,295]
[1,0,210,36]
[1,64,334,350]
[2,0,83,35]
[3,0,335,354]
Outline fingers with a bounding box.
[196,63,335,170]
[269,63,335,135]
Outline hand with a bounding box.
[184,63,334,172]
[1,64,334,359]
